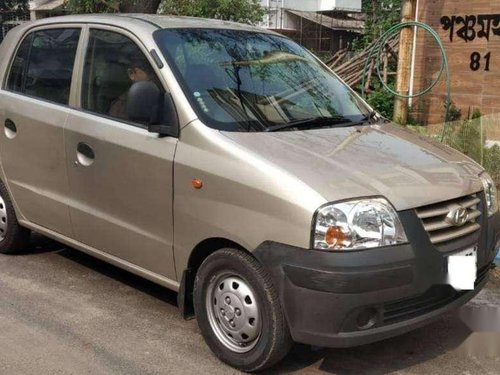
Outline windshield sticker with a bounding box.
[196,96,209,113]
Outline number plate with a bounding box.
[447,246,477,291]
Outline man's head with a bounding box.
[127,58,153,82]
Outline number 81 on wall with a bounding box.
[470,51,492,71]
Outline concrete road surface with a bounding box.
[1,234,500,374]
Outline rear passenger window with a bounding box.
[6,28,80,105]
[82,29,164,123]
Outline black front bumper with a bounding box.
[253,207,500,348]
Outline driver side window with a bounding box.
[82,29,163,125]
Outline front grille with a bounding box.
[416,193,481,245]
[383,265,491,324]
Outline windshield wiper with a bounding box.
[265,116,366,132]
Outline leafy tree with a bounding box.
[348,1,402,119]
[67,0,162,14]
[353,0,401,51]
[67,0,266,25]
[158,0,265,24]
[0,0,28,11]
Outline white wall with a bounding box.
[328,0,361,11]
[260,0,361,12]
[259,0,362,29]
[29,0,52,9]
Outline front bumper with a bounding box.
[253,206,500,348]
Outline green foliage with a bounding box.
[447,118,482,162]
[471,108,482,120]
[351,1,401,120]
[0,0,28,11]
[67,0,122,13]
[484,145,500,185]
[67,0,162,14]
[444,99,462,122]
[415,108,500,186]
[158,0,266,24]
[447,116,500,187]
[352,0,402,51]
[66,0,266,24]
[366,83,395,118]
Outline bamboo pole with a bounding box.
[393,0,416,124]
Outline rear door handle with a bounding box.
[76,142,95,166]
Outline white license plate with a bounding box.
[447,246,477,291]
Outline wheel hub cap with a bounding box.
[0,195,7,242]
[206,275,262,353]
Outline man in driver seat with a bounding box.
[109,57,154,120]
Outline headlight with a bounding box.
[480,172,498,216]
[312,198,408,251]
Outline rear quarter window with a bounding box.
[6,33,33,93]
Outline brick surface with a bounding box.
[414,0,500,136]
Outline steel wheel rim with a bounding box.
[206,273,262,353]
[0,195,7,242]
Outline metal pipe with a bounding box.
[408,0,420,107]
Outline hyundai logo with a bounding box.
[446,207,469,227]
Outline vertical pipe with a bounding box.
[408,0,420,107]
[393,0,416,124]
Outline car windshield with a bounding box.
[154,28,371,132]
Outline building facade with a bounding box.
[29,0,65,20]
[412,1,500,127]
[259,0,363,53]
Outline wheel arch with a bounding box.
[177,237,250,320]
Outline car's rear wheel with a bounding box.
[194,248,292,372]
[0,179,30,254]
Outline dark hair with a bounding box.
[129,57,152,74]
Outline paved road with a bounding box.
[1,234,499,374]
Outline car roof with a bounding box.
[26,14,278,35]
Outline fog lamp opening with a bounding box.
[356,308,379,330]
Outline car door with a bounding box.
[0,27,81,237]
[64,27,178,279]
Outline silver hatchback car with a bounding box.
[0,14,499,372]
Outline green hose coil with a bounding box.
[361,21,452,140]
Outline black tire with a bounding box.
[194,248,292,372]
[0,179,30,254]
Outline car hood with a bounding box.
[221,123,485,211]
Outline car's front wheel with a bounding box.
[194,248,292,372]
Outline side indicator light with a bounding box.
[192,179,203,189]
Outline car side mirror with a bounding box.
[127,81,179,137]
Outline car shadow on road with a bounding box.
[266,313,472,374]
[16,233,178,308]
[11,232,67,255]
[23,234,475,374]
[57,247,179,308]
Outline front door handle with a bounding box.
[76,142,95,166]
[4,119,17,139]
